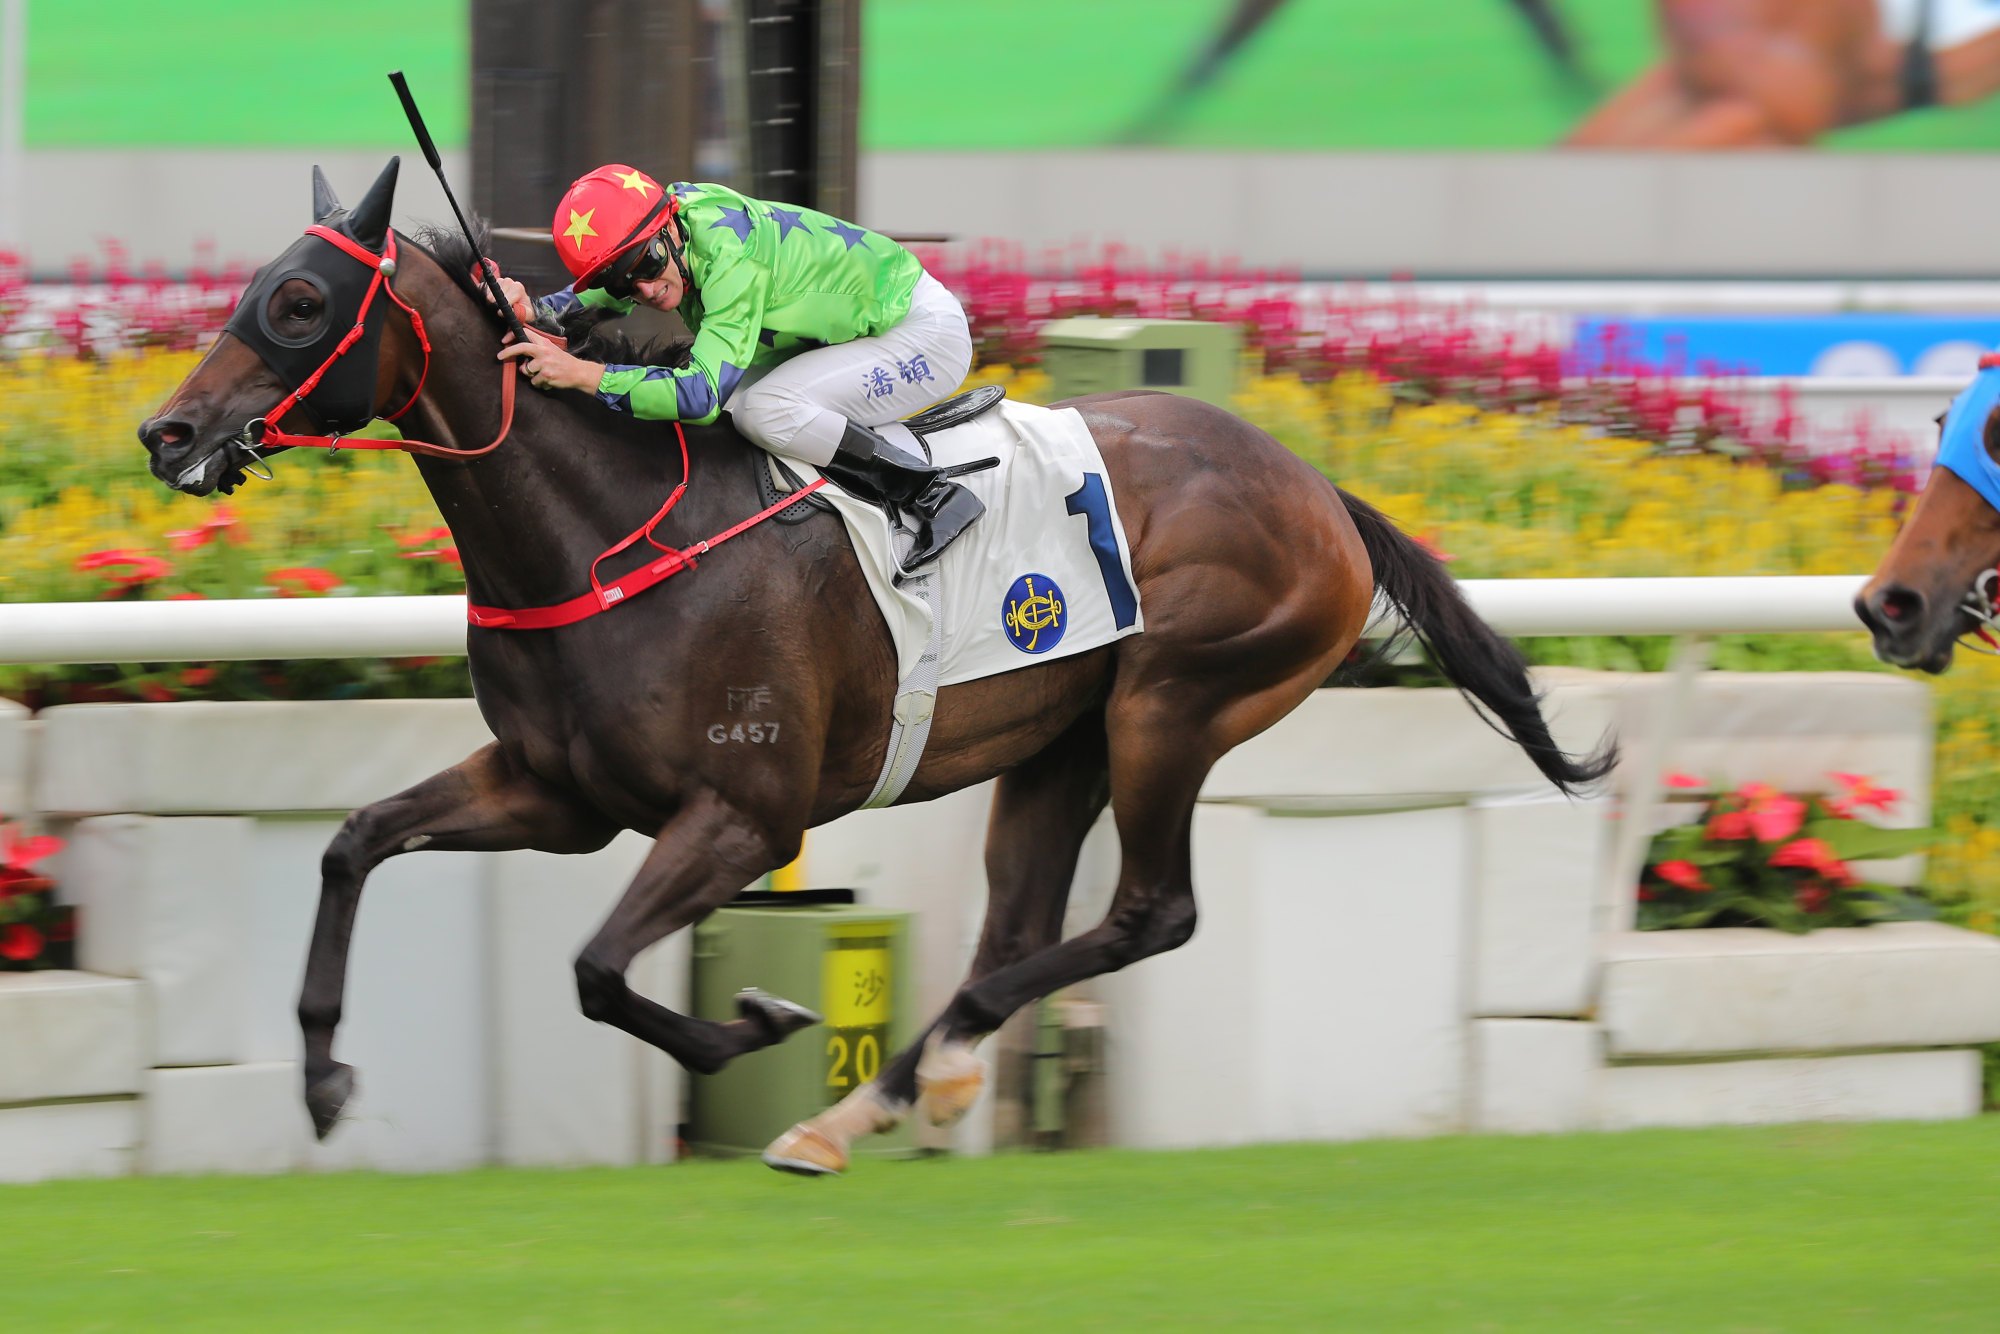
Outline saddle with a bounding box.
[758,384,1007,524]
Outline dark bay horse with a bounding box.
[139,161,1613,1175]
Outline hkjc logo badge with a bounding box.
[1002,573,1065,654]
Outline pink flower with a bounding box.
[1707,810,1752,841]
[1664,772,1708,789]
[1746,794,1806,843]
[1827,772,1899,816]
[1,823,63,874]
[1655,859,1711,892]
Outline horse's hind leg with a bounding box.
[571,788,822,1075]
[762,712,1110,1176]
[855,676,1273,1129]
[301,743,618,1138]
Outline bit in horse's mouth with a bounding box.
[174,451,218,492]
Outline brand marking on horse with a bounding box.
[727,685,775,713]
[708,722,782,744]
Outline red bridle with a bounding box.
[235,223,823,630]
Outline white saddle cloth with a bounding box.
[779,397,1145,691]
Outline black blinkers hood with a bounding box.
[224,157,401,435]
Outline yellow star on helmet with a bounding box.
[614,168,653,198]
[563,207,598,250]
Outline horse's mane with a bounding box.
[410,220,694,369]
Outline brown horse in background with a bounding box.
[138,161,1612,1175]
[1570,0,2000,147]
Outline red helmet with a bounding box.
[551,164,675,288]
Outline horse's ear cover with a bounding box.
[345,156,400,253]
[1934,365,2000,516]
[222,157,404,434]
[311,165,343,224]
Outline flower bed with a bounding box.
[0,823,73,971]
[5,248,1998,919]
[1640,773,1939,933]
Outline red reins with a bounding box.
[245,223,824,630]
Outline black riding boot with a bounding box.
[823,420,985,572]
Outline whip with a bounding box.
[387,69,530,346]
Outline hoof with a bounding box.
[738,987,821,1045]
[916,1036,986,1128]
[305,1063,355,1141]
[762,1122,846,1177]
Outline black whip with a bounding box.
[387,69,531,345]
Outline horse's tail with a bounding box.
[1337,486,1618,796]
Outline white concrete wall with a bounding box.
[9,700,686,1180]
[863,150,2000,279]
[15,149,470,279]
[1,669,1985,1180]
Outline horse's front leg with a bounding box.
[572,788,820,1073]
[301,742,618,1138]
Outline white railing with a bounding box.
[0,576,1872,666]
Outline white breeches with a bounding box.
[726,271,975,467]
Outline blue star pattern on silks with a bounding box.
[863,365,895,400]
[768,206,812,241]
[597,360,747,421]
[895,354,934,385]
[668,182,703,198]
[709,206,754,243]
[825,219,869,250]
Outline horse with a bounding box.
[1567,0,2000,147]
[138,159,1614,1175]
[1856,362,2000,671]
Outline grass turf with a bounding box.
[5,1120,2000,1330]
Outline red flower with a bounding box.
[2,823,63,874]
[1768,837,1855,885]
[168,592,208,601]
[1414,530,1456,563]
[165,504,243,551]
[1708,809,1752,841]
[1827,771,1899,817]
[138,682,175,703]
[265,567,342,597]
[0,923,44,961]
[398,528,462,568]
[1797,884,1831,913]
[1664,771,1708,789]
[180,666,216,687]
[75,549,174,591]
[1655,859,1711,892]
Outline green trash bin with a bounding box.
[1039,317,1242,408]
[689,901,918,1158]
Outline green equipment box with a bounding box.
[689,903,917,1158]
[1039,317,1242,408]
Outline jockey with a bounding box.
[494,165,982,571]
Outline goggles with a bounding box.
[595,232,675,301]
